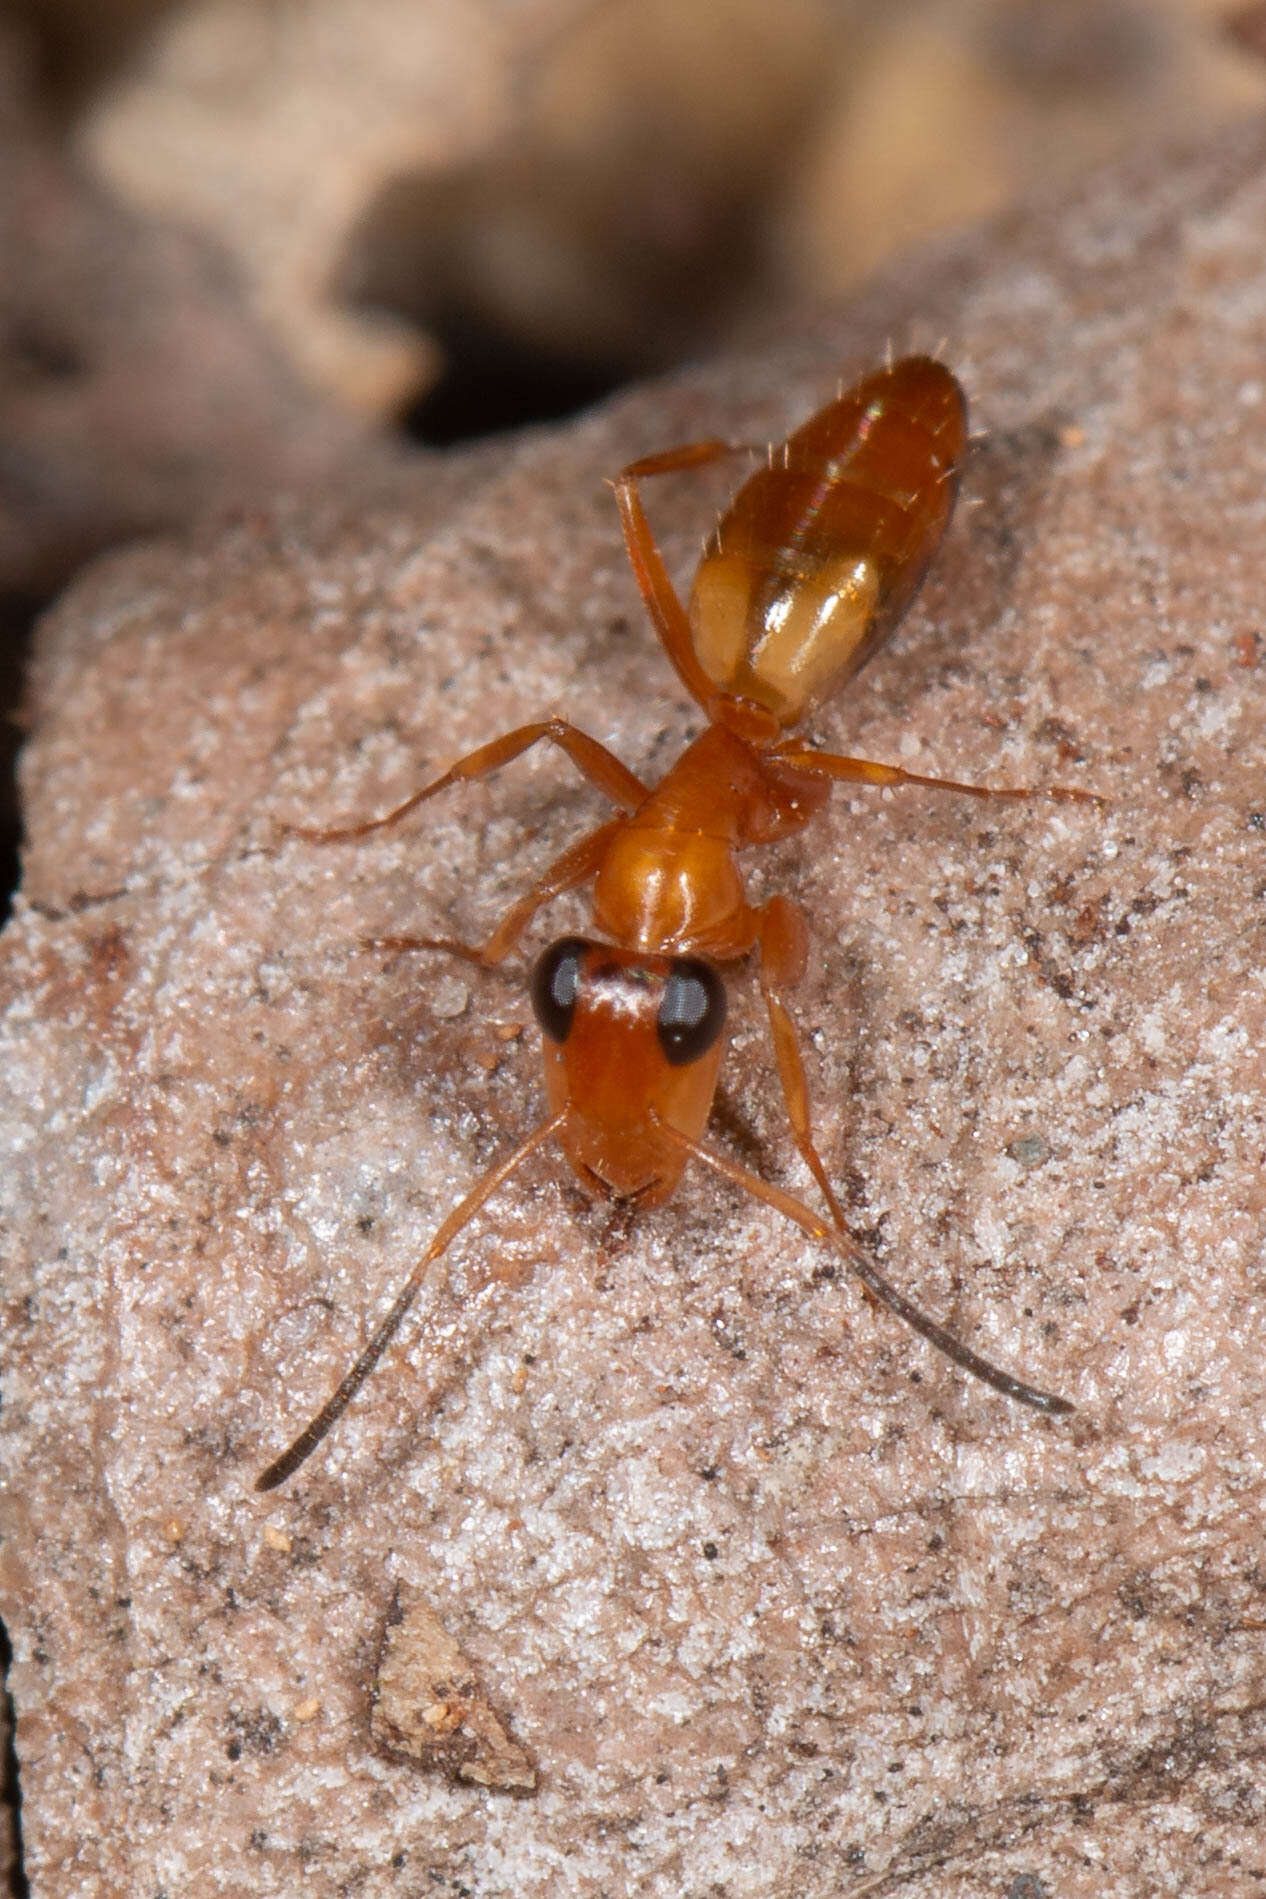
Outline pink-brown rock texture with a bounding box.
[5,119,1266,1898]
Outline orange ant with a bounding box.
[257,355,1098,1493]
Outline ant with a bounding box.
[257,354,1099,1493]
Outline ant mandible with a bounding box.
[257,354,1098,1493]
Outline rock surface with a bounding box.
[5,121,1266,1897]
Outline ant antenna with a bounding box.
[256,1109,568,1490]
[654,1118,1073,1416]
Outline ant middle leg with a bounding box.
[285,718,649,843]
[771,742,1105,807]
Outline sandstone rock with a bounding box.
[5,121,1266,1898]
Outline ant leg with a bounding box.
[772,742,1106,807]
[256,1107,570,1489]
[652,1118,1073,1417]
[287,718,648,842]
[756,895,855,1237]
[612,439,750,715]
[365,818,624,968]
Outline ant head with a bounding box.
[530,937,728,1207]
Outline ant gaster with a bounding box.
[257,355,1098,1492]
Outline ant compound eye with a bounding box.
[657,958,726,1067]
[531,937,588,1043]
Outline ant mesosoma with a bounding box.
[257,354,1098,1493]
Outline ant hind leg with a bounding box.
[612,439,752,715]
[772,743,1106,807]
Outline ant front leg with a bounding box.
[285,718,649,843]
[772,742,1106,808]
[366,818,626,968]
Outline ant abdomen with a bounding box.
[688,356,967,724]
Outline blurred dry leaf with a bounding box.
[69,0,1266,431]
[78,0,537,414]
[78,0,841,418]
[0,16,374,596]
[783,0,1266,295]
